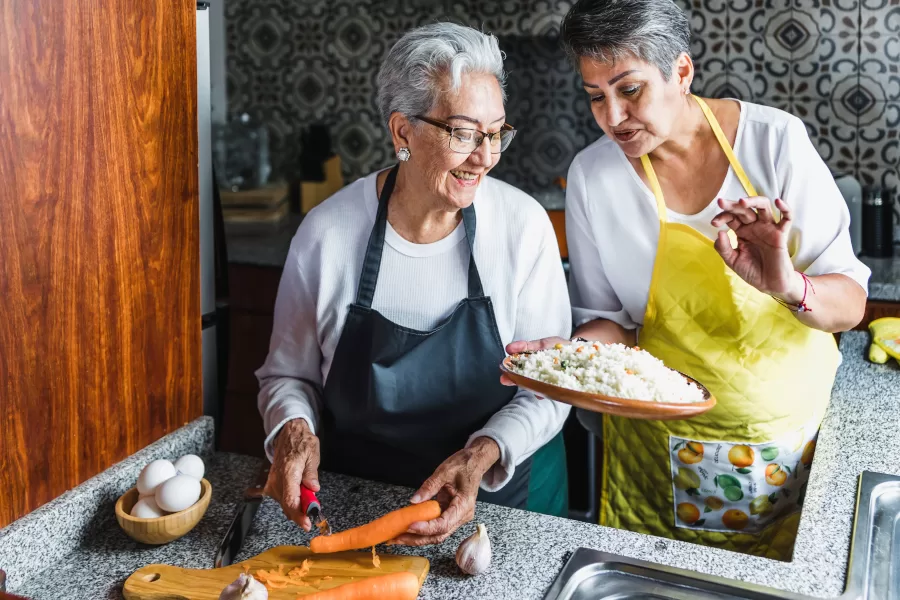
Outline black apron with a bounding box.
[319,165,537,508]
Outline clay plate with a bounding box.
[500,355,716,420]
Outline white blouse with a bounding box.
[565,100,872,331]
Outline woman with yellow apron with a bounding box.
[505,0,871,559]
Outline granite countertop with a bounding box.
[2,332,898,599]
[861,255,900,302]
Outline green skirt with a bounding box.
[526,431,569,518]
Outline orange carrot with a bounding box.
[296,571,420,600]
[310,501,441,553]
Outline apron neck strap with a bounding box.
[355,165,485,308]
[640,95,759,227]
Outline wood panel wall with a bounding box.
[0,0,202,528]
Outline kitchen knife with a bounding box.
[300,485,333,536]
[214,464,270,568]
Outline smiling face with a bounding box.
[394,71,506,210]
[579,53,693,157]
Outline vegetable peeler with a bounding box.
[301,485,333,535]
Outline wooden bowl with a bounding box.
[115,478,212,545]
[500,356,716,420]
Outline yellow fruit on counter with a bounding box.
[722,509,749,530]
[869,342,889,364]
[868,318,900,363]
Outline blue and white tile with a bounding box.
[795,0,862,37]
[792,33,860,101]
[788,97,859,174]
[856,101,900,186]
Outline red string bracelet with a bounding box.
[773,272,815,313]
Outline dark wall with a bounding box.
[226,0,900,193]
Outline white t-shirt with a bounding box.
[256,170,573,491]
[566,100,872,331]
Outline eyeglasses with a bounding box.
[414,115,517,154]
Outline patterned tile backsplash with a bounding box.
[226,0,900,198]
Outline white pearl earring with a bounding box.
[397,147,411,162]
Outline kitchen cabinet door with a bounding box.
[0,0,201,527]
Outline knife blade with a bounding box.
[214,464,270,568]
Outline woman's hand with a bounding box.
[710,197,805,303]
[265,418,321,532]
[500,336,571,386]
[391,437,501,546]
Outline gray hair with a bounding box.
[560,0,691,80]
[376,22,507,127]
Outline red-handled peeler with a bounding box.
[300,485,332,535]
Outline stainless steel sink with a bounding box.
[543,470,900,600]
[842,471,900,600]
[541,548,806,600]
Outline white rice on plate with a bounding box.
[507,342,705,404]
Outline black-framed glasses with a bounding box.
[414,115,517,154]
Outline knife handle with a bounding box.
[300,485,321,515]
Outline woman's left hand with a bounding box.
[390,437,500,546]
[710,196,804,303]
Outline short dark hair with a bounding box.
[560,0,691,80]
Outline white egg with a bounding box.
[155,474,201,513]
[131,496,166,519]
[136,459,177,496]
[174,454,205,480]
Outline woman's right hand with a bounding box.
[500,336,571,386]
[265,418,321,531]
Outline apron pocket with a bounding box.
[668,424,818,535]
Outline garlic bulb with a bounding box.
[218,573,268,600]
[455,523,491,575]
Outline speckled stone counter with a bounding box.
[861,255,900,302]
[3,332,898,599]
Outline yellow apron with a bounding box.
[599,95,841,560]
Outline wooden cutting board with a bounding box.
[123,545,429,599]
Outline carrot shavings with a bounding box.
[372,545,381,568]
[625,369,634,375]
[317,519,330,535]
[256,560,313,590]
[323,576,333,581]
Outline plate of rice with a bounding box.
[500,341,715,420]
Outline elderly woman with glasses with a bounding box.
[255,22,572,545]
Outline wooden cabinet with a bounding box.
[854,300,900,330]
[218,264,282,458]
[0,0,201,527]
